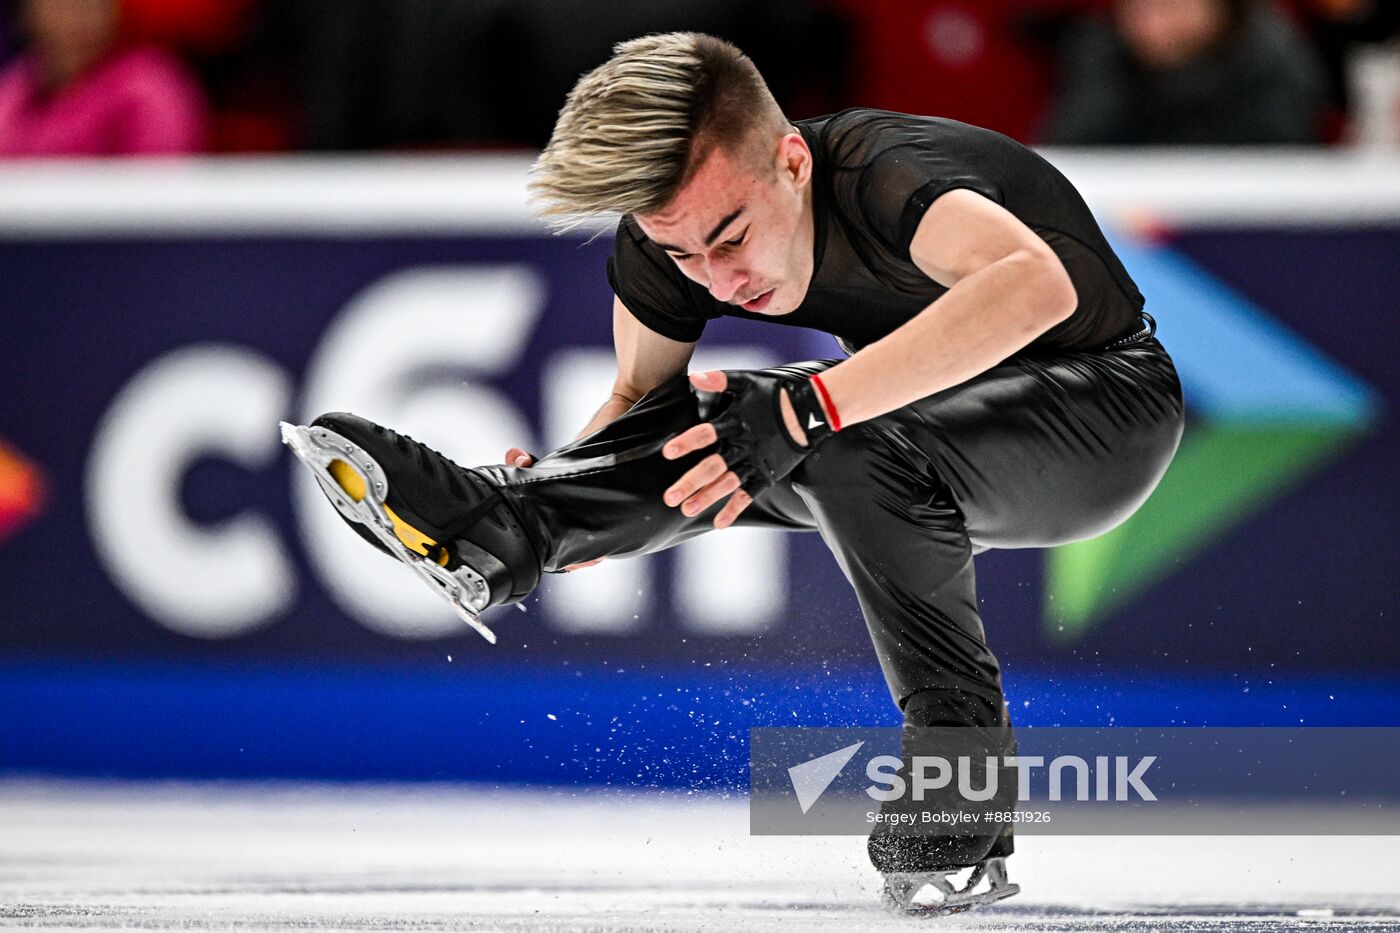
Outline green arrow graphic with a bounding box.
[1044,237,1380,638]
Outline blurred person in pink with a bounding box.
[0,0,206,156]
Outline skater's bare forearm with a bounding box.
[504,296,694,468]
[569,294,694,437]
[504,392,633,467]
[610,293,695,404]
[575,392,637,439]
[815,190,1077,428]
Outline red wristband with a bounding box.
[809,373,842,432]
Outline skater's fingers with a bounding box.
[563,558,606,571]
[679,470,741,517]
[662,422,718,459]
[664,453,727,508]
[505,447,535,467]
[714,488,753,529]
[688,370,728,392]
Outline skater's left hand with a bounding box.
[662,370,818,529]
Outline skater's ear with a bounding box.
[773,131,812,191]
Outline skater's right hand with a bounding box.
[505,447,605,572]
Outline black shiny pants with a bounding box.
[484,337,1184,714]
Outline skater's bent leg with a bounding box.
[790,423,1003,705]
[909,340,1185,548]
[779,339,1179,874]
[789,425,1014,871]
[868,688,1017,872]
[479,362,835,572]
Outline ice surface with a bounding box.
[2,779,1398,931]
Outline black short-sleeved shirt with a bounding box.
[606,108,1144,354]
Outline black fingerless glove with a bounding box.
[702,371,837,496]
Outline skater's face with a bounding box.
[634,130,816,317]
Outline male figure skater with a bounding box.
[282,32,1183,912]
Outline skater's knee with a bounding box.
[791,423,914,501]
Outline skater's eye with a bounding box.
[663,229,745,262]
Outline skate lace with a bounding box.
[374,425,480,503]
[377,425,510,565]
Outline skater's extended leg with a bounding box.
[480,362,831,572]
[287,363,838,618]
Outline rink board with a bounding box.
[0,154,1397,784]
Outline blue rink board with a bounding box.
[4,660,1397,787]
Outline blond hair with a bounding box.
[529,32,786,231]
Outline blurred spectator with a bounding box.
[1042,0,1328,145]
[117,0,287,152]
[829,0,1108,144]
[1286,0,1400,138]
[0,0,206,156]
[121,0,257,56]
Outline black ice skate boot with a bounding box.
[872,825,1018,915]
[870,689,1020,915]
[280,413,542,642]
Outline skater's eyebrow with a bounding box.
[703,208,745,246]
[652,207,746,255]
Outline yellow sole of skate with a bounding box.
[327,458,450,567]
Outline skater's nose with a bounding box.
[707,257,749,304]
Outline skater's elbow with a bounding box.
[1012,249,1078,329]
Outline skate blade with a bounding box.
[894,882,1020,917]
[279,421,497,644]
[882,859,1020,917]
